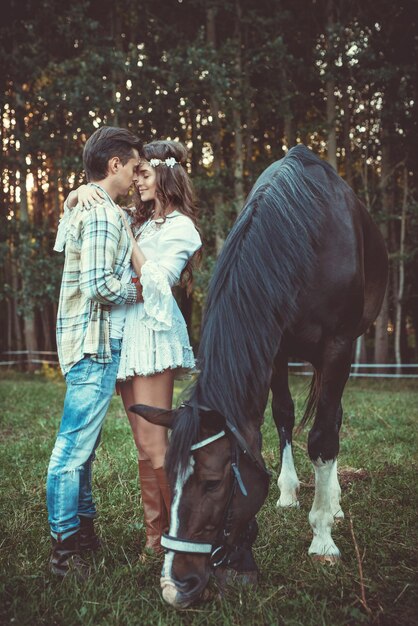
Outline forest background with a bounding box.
[1,0,417,370]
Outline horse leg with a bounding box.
[329,403,344,522]
[271,353,300,508]
[307,338,351,562]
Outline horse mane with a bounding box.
[166,145,346,478]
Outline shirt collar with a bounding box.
[89,183,118,208]
[152,209,181,223]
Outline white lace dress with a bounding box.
[116,211,201,380]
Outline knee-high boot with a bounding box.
[154,466,171,534]
[138,460,168,553]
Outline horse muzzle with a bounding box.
[160,571,211,608]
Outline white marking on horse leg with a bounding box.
[161,458,195,605]
[277,442,300,508]
[308,458,340,561]
[329,458,344,520]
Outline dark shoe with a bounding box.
[79,516,101,552]
[50,531,89,580]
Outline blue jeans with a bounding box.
[47,339,121,540]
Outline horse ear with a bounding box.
[129,404,176,428]
[199,408,226,433]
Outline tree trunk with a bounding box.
[233,0,245,215]
[374,285,389,367]
[2,252,12,355]
[342,88,353,187]
[18,177,38,372]
[14,99,39,371]
[389,218,398,310]
[244,106,254,184]
[353,335,367,376]
[280,63,296,151]
[41,306,53,352]
[410,306,418,362]
[110,5,122,126]
[283,113,295,150]
[241,32,254,189]
[206,6,226,254]
[395,167,407,368]
[374,130,391,366]
[10,247,23,355]
[325,77,337,171]
[50,160,61,228]
[6,299,12,355]
[325,0,337,170]
[23,312,38,371]
[51,301,58,351]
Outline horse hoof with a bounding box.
[276,499,300,509]
[311,553,340,565]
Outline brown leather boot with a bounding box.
[138,460,166,554]
[154,466,171,534]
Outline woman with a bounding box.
[66,140,202,556]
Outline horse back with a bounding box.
[285,157,387,349]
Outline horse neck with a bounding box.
[194,307,276,429]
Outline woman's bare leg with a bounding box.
[119,380,149,460]
[128,369,174,468]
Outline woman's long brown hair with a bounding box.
[132,140,201,293]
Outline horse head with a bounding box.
[130,402,270,608]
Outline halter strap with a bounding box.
[161,534,213,554]
[226,420,270,476]
[190,430,226,451]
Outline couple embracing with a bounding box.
[47,126,202,578]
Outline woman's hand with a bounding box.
[65,184,105,209]
[117,206,136,242]
[117,206,147,275]
[77,185,105,209]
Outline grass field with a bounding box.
[0,372,417,625]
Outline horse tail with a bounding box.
[297,369,322,432]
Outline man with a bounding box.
[47,126,142,577]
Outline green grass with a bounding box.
[0,372,417,625]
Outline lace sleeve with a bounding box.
[138,216,202,330]
[157,216,202,286]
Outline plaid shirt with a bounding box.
[55,186,137,374]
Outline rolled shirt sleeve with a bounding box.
[79,204,137,305]
[140,216,202,330]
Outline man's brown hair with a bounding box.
[83,126,142,182]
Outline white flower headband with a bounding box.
[149,157,179,168]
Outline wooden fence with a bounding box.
[1,352,417,378]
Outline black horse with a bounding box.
[133,145,388,608]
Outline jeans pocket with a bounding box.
[66,356,94,385]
